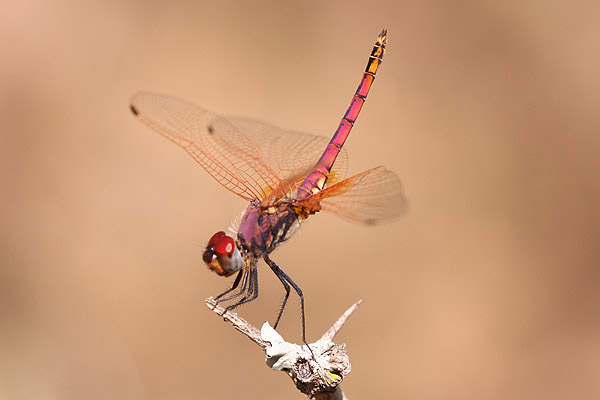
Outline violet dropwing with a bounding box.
[130,29,406,346]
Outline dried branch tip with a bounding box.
[205,297,363,398]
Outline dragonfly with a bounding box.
[130,29,406,347]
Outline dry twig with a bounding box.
[205,297,362,399]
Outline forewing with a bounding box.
[130,92,281,200]
[228,117,348,192]
[310,166,407,225]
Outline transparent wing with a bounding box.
[305,166,407,225]
[130,92,347,201]
[227,117,348,190]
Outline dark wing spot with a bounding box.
[207,124,214,134]
[130,104,139,116]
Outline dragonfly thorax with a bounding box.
[237,200,303,255]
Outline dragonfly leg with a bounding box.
[215,268,249,304]
[263,255,290,330]
[224,265,259,313]
[263,255,312,354]
[214,269,244,302]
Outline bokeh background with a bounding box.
[2,1,599,399]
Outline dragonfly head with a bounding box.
[202,231,243,277]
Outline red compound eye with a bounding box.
[208,231,235,255]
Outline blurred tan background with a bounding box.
[1,0,599,399]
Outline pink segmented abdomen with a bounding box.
[297,29,387,199]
